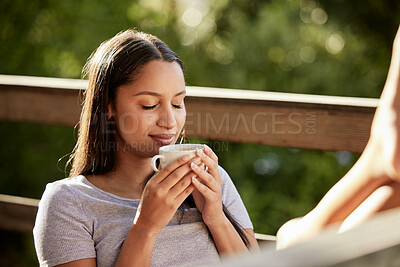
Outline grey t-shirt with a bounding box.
[33,166,253,267]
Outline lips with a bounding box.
[149,134,176,146]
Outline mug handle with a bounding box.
[151,155,165,172]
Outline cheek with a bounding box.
[115,111,159,135]
[176,109,187,128]
[115,112,140,135]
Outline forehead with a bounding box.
[118,60,185,96]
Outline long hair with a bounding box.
[67,29,250,247]
[68,30,184,177]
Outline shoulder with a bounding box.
[34,177,97,266]
[217,166,240,202]
[218,165,237,190]
[34,176,94,235]
[217,165,254,229]
[219,167,253,228]
[39,176,87,206]
[36,175,99,224]
[217,165,231,184]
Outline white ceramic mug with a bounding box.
[151,144,204,172]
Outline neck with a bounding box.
[110,147,154,194]
[87,140,156,199]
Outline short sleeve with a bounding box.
[219,166,253,229]
[33,181,96,266]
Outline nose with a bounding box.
[156,105,176,130]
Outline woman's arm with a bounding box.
[277,25,400,249]
[206,225,259,254]
[113,155,199,266]
[56,259,96,267]
[206,215,248,254]
[243,228,260,250]
[113,223,158,267]
[55,156,200,267]
[276,150,392,249]
[190,145,258,255]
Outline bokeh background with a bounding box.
[1,0,399,265]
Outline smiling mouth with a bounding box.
[149,134,176,146]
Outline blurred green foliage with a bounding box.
[1,0,399,265]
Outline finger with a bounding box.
[169,171,196,198]
[203,144,218,163]
[385,26,400,94]
[174,184,195,205]
[162,157,202,189]
[152,154,193,184]
[196,149,221,184]
[196,149,217,171]
[191,176,214,199]
[190,162,220,192]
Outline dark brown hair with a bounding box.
[68,30,184,177]
[67,29,249,247]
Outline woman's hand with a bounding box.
[190,145,226,227]
[133,155,200,235]
[190,146,251,254]
[365,25,400,183]
[276,26,400,250]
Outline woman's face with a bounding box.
[110,60,186,158]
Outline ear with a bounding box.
[107,102,114,120]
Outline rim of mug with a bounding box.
[159,143,204,152]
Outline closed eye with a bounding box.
[173,104,183,109]
[142,105,157,110]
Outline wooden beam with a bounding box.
[0,194,39,233]
[0,75,378,153]
[215,207,400,267]
[185,91,376,153]
[254,233,277,247]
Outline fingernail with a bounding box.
[191,162,199,169]
[192,157,201,164]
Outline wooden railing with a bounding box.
[216,207,400,266]
[0,74,378,153]
[0,194,39,233]
[3,74,397,264]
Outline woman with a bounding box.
[33,30,258,267]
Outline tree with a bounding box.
[1,0,399,264]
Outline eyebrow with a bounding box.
[134,90,186,97]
